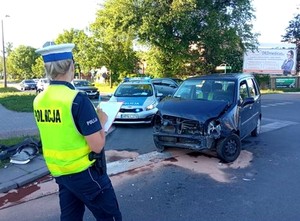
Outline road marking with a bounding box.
[108,151,172,176]
[261,118,298,133]
[262,102,293,108]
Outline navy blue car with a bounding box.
[20,79,37,91]
[153,73,262,163]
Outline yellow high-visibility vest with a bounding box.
[33,85,93,176]
[197,92,213,100]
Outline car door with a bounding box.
[246,78,261,131]
[238,79,258,139]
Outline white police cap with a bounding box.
[36,42,75,63]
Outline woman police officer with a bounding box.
[33,42,122,221]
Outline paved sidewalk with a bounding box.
[0,104,38,139]
[0,155,48,193]
[0,104,40,192]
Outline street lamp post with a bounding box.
[1,15,9,88]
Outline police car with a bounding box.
[109,77,161,124]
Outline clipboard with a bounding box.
[98,101,123,132]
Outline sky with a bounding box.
[0,0,299,49]
[252,0,299,47]
[0,0,102,49]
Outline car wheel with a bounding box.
[251,117,261,137]
[154,138,165,152]
[216,134,241,163]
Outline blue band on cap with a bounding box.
[43,52,73,62]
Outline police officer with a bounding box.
[33,42,122,221]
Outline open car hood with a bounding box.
[157,98,229,122]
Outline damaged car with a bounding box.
[152,73,262,163]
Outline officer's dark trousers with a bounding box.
[55,166,122,221]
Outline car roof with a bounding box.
[186,73,254,81]
[121,77,152,85]
[121,81,152,85]
[152,77,182,82]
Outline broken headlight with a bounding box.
[207,120,221,138]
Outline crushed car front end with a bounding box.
[153,97,237,152]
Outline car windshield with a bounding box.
[74,80,92,87]
[114,84,153,97]
[174,79,235,102]
[25,80,35,84]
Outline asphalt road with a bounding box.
[1,93,300,221]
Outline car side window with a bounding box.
[162,79,176,88]
[153,81,162,86]
[246,78,256,98]
[239,80,248,102]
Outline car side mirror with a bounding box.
[242,97,255,107]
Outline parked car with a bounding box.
[151,78,183,99]
[36,78,50,93]
[109,77,161,124]
[19,79,37,91]
[152,73,262,163]
[73,79,100,99]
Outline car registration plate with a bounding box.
[121,114,138,119]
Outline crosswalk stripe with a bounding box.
[261,119,298,133]
[262,102,293,108]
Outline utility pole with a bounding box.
[1,15,9,88]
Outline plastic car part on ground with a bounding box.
[10,146,39,164]
[0,137,41,164]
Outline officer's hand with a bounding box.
[97,107,108,127]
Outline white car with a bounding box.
[109,77,162,124]
[36,78,50,93]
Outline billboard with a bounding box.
[243,48,297,75]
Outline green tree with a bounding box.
[31,56,45,78]
[55,29,94,75]
[282,14,300,74]
[90,0,138,87]
[102,0,258,76]
[6,45,39,79]
[0,42,13,74]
